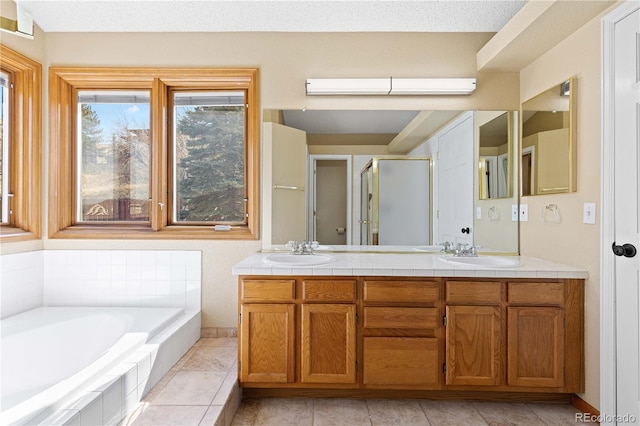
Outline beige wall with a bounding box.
[519,3,619,408]
[1,6,614,408]
[1,30,519,330]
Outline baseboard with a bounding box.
[242,388,572,403]
[201,327,238,338]
[571,394,600,421]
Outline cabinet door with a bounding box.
[507,307,564,388]
[240,304,295,383]
[301,304,356,384]
[445,305,502,386]
[363,337,439,386]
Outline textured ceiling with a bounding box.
[26,0,528,33]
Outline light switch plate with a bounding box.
[520,204,529,221]
[477,207,482,219]
[511,204,519,221]
[583,203,596,224]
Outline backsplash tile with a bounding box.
[1,249,201,319]
[43,250,202,312]
[0,251,44,319]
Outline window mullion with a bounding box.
[151,78,168,231]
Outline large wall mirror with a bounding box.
[474,111,519,254]
[263,109,519,254]
[521,77,577,196]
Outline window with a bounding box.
[172,91,246,224]
[77,91,151,223]
[49,68,259,240]
[0,45,42,242]
[1,71,10,224]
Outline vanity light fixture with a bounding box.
[305,77,476,96]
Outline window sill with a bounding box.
[0,226,39,243]
[50,225,259,240]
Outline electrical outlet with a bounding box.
[511,204,519,221]
[520,204,529,221]
[583,203,596,224]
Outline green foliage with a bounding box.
[81,104,102,172]
[176,106,245,222]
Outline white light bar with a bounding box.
[305,78,390,95]
[390,78,476,95]
[305,77,476,96]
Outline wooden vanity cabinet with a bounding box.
[443,279,584,393]
[300,280,357,384]
[238,275,584,395]
[239,280,296,383]
[361,279,441,388]
[506,281,584,392]
[238,277,357,387]
[444,281,504,386]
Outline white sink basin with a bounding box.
[264,253,336,266]
[440,255,520,268]
[412,245,444,252]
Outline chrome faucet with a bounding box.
[440,242,456,254]
[286,240,318,255]
[453,244,479,257]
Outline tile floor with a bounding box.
[120,337,240,426]
[120,337,589,426]
[232,398,588,426]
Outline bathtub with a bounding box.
[0,307,200,425]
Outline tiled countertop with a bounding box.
[232,250,589,279]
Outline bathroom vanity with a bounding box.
[232,251,586,399]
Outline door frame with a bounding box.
[600,1,639,421]
[307,154,352,244]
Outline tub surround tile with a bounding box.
[128,405,209,426]
[43,409,81,426]
[200,405,225,426]
[200,337,237,347]
[152,371,227,406]
[181,346,237,372]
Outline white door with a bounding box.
[613,6,640,423]
[602,3,640,424]
[437,112,474,245]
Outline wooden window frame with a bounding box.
[0,44,42,242]
[49,67,260,240]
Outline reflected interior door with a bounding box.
[438,113,474,245]
[314,160,347,245]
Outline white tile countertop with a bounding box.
[232,250,589,279]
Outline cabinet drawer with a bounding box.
[446,281,502,305]
[241,279,295,302]
[363,337,439,386]
[302,280,356,302]
[508,282,564,306]
[364,307,438,329]
[363,280,439,303]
